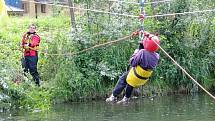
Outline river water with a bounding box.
[1,94,215,121]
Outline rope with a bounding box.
[151,39,215,100]
[109,0,172,5]
[146,9,215,18]
[43,34,133,56]
[29,0,137,18]
[139,0,145,41]
[28,0,215,18]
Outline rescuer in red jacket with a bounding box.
[20,24,41,86]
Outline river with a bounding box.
[1,94,215,121]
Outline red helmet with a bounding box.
[143,34,160,52]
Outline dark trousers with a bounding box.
[22,55,40,86]
[113,71,134,98]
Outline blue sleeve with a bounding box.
[129,49,144,67]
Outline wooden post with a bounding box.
[68,0,76,30]
[35,4,38,19]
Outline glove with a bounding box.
[133,49,139,54]
[131,31,139,38]
[24,43,30,50]
[138,41,144,49]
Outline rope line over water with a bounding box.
[28,0,215,18]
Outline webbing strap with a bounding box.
[133,67,149,80]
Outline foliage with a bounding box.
[0,0,215,111]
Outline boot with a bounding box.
[117,96,129,104]
[35,80,40,87]
[106,94,117,103]
[34,76,40,87]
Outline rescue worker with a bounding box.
[20,24,41,86]
[106,31,160,104]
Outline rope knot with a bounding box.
[139,14,145,21]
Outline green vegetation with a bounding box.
[0,0,215,111]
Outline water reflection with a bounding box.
[1,94,215,121]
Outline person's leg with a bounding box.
[28,56,40,86]
[22,57,29,75]
[117,84,134,104]
[125,84,134,98]
[112,71,129,97]
[106,71,128,102]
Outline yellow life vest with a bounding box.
[126,65,153,87]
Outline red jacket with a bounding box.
[21,32,40,56]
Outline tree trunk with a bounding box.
[68,0,76,30]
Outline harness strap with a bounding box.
[133,67,149,80]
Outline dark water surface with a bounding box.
[1,94,215,121]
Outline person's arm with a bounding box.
[129,49,143,67]
[20,33,29,50]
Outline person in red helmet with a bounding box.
[20,24,41,86]
[106,31,160,104]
